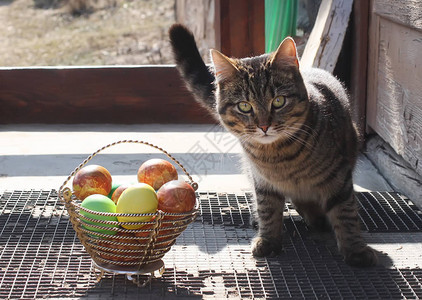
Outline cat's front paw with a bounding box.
[251,236,283,257]
[344,246,378,267]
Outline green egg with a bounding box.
[107,182,122,198]
[80,194,119,236]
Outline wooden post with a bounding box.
[215,0,265,58]
[175,0,216,63]
[176,0,265,58]
[300,0,354,72]
[349,0,370,135]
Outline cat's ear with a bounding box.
[270,37,299,68]
[210,49,238,82]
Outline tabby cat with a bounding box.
[169,24,377,267]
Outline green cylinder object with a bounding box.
[265,0,298,53]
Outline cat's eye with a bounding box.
[272,96,286,109]
[238,102,252,113]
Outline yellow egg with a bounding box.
[116,183,158,229]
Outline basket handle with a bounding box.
[59,139,198,199]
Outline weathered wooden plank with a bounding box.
[373,0,422,30]
[366,0,380,135]
[0,66,215,124]
[175,0,215,63]
[366,135,422,204]
[368,18,422,176]
[300,0,353,72]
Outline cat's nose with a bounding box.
[258,125,269,133]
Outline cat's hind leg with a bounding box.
[325,189,378,267]
[293,200,331,232]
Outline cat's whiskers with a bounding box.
[294,123,319,142]
[238,133,256,145]
[286,124,318,145]
[284,132,314,151]
[274,122,318,146]
[278,127,315,151]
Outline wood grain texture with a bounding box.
[300,0,353,72]
[367,15,422,177]
[373,0,422,30]
[366,135,422,204]
[366,0,380,135]
[175,0,216,63]
[0,66,215,124]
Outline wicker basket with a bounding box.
[58,140,199,285]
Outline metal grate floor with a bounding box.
[1,190,422,299]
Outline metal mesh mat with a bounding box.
[1,190,422,299]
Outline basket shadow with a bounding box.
[85,270,204,299]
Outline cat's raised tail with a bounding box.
[169,24,216,116]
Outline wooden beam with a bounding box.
[366,0,379,134]
[373,0,422,30]
[215,0,265,58]
[300,0,354,72]
[366,135,422,204]
[0,66,215,124]
[349,0,370,136]
[175,0,216,63]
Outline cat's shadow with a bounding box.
[376,249,394,268]
[186,216,394,269]
[306,227,394,268]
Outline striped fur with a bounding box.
[169,24,377,267]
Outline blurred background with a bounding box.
[0,0,319,66]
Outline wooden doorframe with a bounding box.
[349,0,371,135]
